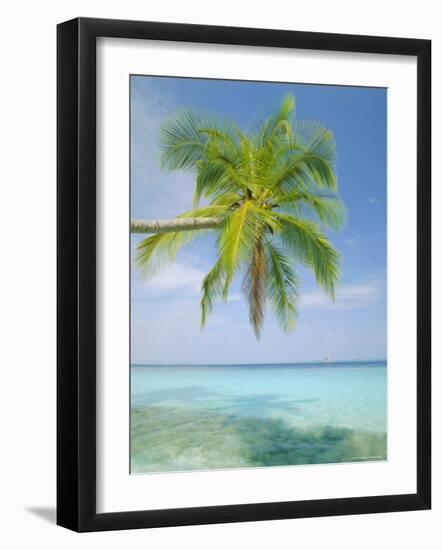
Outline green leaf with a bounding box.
[200,259,226,328]
[217,201,257,287]
[258,94,295,145]
[265,241,300,331]
[159,110,209,171]
[135,231,198,276]
[273,212,341,297]
[270,151,337,192]
[294,120,337,164]
[193,161,234,206]
[241,237,267,339]
[275,189,347,230]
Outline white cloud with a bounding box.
[368,197,380,205]
[131,78,196,219]
[143,262,205,296]
[301,279,384,310]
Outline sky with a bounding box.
[130,75,387,364]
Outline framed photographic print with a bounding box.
[57,17,431,532]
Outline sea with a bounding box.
[130,361,387,473]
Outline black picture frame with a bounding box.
[57,17,431,532]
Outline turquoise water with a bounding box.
[130,361,387,473]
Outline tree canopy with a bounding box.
[135,95,345,339]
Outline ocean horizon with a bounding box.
[130,360,387,474]
[132,359,386,367]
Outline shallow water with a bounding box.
[130,361,387,473]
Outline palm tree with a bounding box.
[132,95,345,339]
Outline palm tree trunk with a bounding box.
[130,217,222,234]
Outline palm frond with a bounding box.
[294,120,337,164]
[273,212,341,297]
[258,95,295,145]
[217,202,281,290]
[241,237,267,339]
[161,111,258,203]
[135,230,198,276]
[265,120,337,192]
[265,241,300,331]
[209,192,243,207]
[205,152,250,194]
[160,110,240,172]
[275,189,347,230]
[159,110,209,171]
[200,259,226,328]
[217,201,258,290]
[193,160,237,206]
[270,151,337,192]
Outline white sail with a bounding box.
[324,337,332,362]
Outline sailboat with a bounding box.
[323,338,332,363]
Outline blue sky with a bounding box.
[130,75,387,364]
